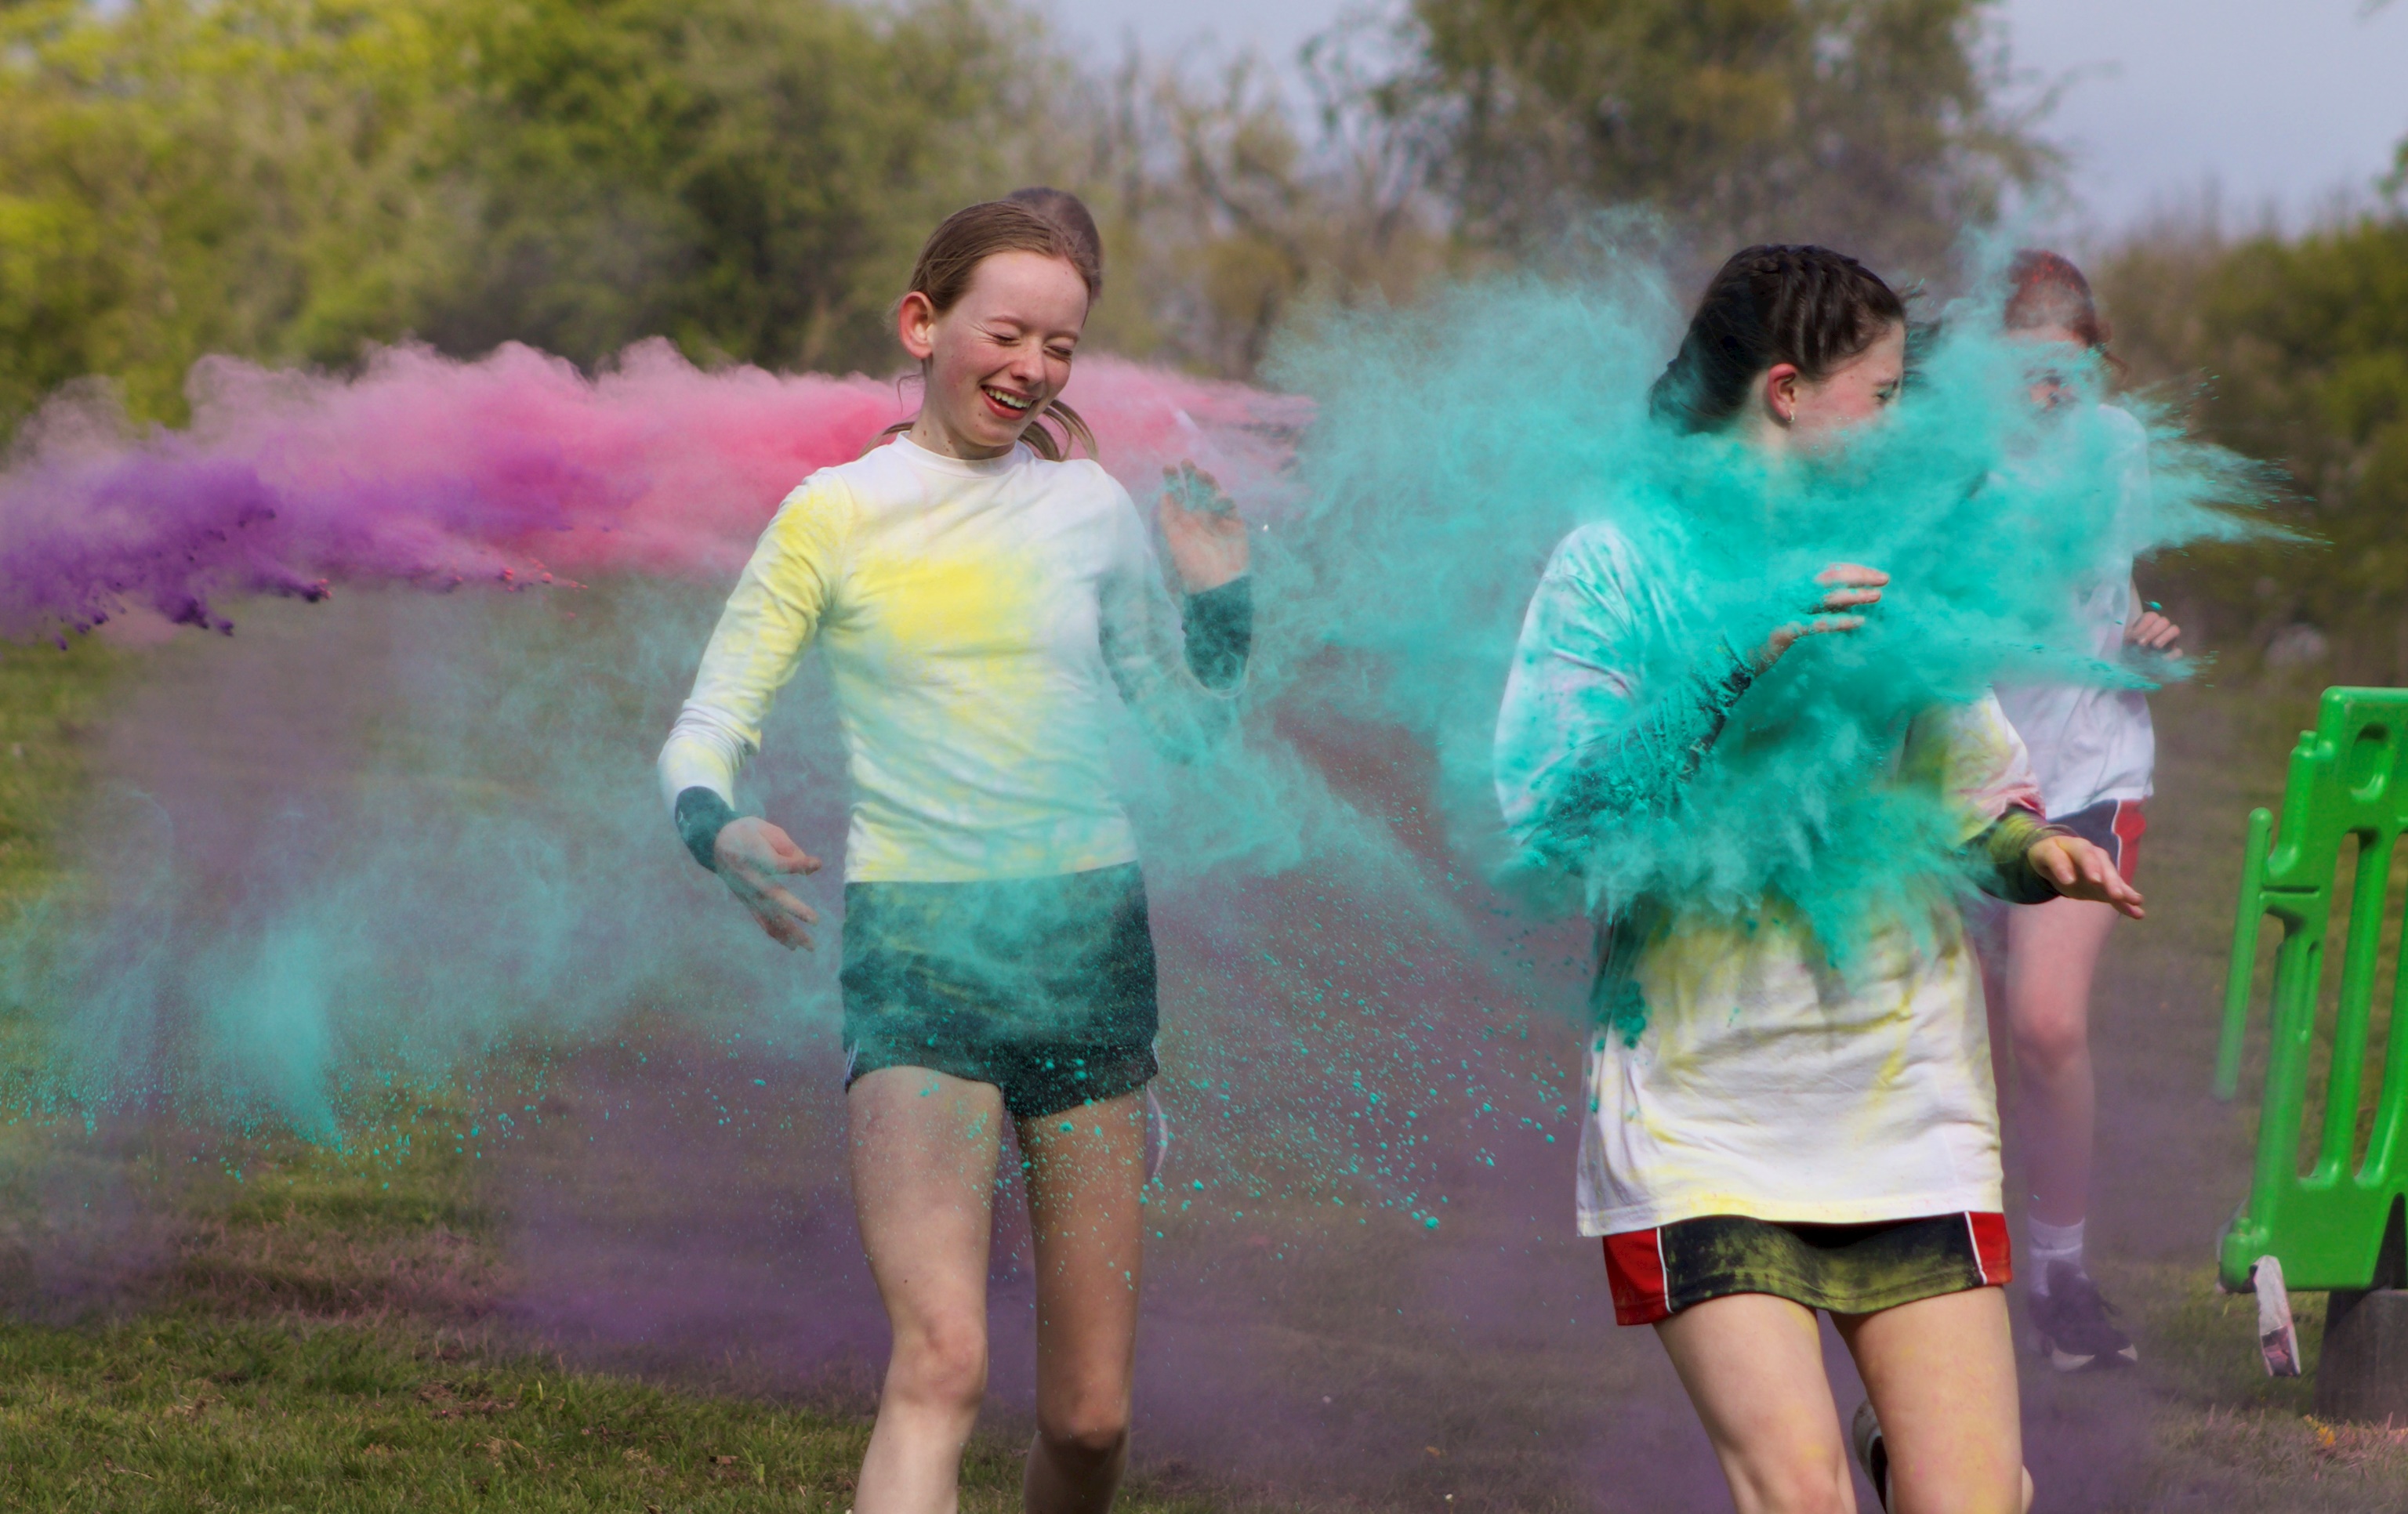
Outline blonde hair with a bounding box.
[883,194,1102,461]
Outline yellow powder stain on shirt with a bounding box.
[854,550,1045,669]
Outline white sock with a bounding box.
[2026,1215,2085,1295]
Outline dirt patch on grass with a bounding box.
[172,1213,506,1321]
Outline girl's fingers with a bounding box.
[763,886,819,925]
[2037,838,2080,886]
[752,893,817,951]
[1815,563,1890,587]
[770,846,823,875]
[756,911,814,950]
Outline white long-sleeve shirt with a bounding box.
[1495,522,2045,1235]
[1994,404,2158,818]
[660,436,1238,882]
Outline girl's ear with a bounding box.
[897,292,939,363]
[1761,363,1801,426]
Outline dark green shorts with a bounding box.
[1604,1212,2012,1325]
[839,863,1159,1120]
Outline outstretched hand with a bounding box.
[713,816,824,950]
[2028,834,2145,919]
[1157,462,1249,592]
[1753,563,1889,671]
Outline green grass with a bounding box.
[0,1313,878,1512]
[0,638,118,897]
[0,625,1237,1510]
[10,634,2408,1509]
[0,1087,1245,1513]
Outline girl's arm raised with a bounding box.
[1495,532,1882,873]
[1097,470,1252,760]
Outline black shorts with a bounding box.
[839,863,1159,1121]
[2052,798,2144,882]
[1604,1212,2011,1326]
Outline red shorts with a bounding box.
[1603,1212,2012,1326]
[2052,799,2144,883]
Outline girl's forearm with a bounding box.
[1966,808,2073,903]
[1531,647,1755,862]
[1180,575,1252,690]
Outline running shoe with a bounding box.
[2029,1260,2139,1371]
[1848,1400,1891,1512]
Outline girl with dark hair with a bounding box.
[1980,248,2180,1373]
[1496,245,2141,1513]
[658,192,1252,1514]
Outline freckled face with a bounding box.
[898,251,1090,459]
[1787,321,1907,447]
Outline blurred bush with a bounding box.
[5,0,2402,669]
[2102,208,2408,679]
[0,0,2056,431]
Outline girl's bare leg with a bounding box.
[1017,1092,1148,1514]
[1834,1287,2029,1514]
[1654,1293,1857,1514]
[2004,897,2119,1228]
[850,1067,1007,1514]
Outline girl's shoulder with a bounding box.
[2094,403,2151,467]
[1543,520,1646,585]
[808,439,919,497]
[1032,453,1135,506]
[2096,401,2146,441]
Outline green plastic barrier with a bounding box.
[2219,687,2408,1293]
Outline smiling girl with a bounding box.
[1495,246,2141,1513]
[658,193,1250,1514]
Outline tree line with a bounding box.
[2,0,2401,672]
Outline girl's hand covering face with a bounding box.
[898,250,1090,460]
[713,816,825,951]
[2027,834,2146,919]
[1753,562,1889,671]
[1158,462,1250,592]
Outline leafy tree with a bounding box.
[0,0,1061,436]
[2105,213,2408,677]
[1368,0,2055,272]
[0,0,465,428]
[426,0,1054,374]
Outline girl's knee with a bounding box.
[889,1321,989,1414]
[2012,1012,2087,1078]
[1036,1399,1131,1461]
[1724,1443,1853,1514]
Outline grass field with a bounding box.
[7,626,2408,1510]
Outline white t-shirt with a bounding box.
[659,436,1235,882]
[1994,405,2156,819]
[1495,523,2042,1235]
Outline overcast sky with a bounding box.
[1037,0,2408,234]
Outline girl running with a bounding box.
[1494,245,2142,1514]
[658,191,1252,1514]
[1983,249,2181,1373]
